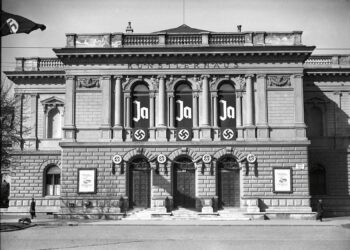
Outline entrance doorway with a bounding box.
[217,156,240,208]
[128,157,150,208]
[173,156,196,208]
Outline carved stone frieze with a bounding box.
[122,77,131,90]
[268,75,291,87]
[232,76,246,90]
[77,77,100,88]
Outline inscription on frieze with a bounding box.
[127,62,238,70]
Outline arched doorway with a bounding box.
[217,156,240,208]
[173,156,196,208]
[128,157,150,208]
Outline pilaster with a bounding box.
[26,93,38,150]
[113,75,123,142]
[256,74,269,139]
[62,75,76,141]
[293,74,307,140]
[100,75,112,141]
[244,74,256,139]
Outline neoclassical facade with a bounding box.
[4,24,350,218]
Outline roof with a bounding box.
[154,24,210,33]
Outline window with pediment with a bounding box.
[41,97,64,139]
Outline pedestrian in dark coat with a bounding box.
[316,199,324,222]
[30,198,36,219]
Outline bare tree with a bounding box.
[1,78,28,172]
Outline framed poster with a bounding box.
[78,168,97,194]
[273,168,292,193]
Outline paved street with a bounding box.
[1,224,350,250]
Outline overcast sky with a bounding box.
[2,0,350,73]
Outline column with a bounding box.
[192,92,199,140]
[293,74,306,139]
[212,93,219,141]
[113,75,123,141]
[236,92,244,140]
[245,74,256,139]
[125,94,131,128]
[157,76,166,127]
[63,75,76,141]
[212,93,218,128]
[100,75,112,140]
[124,93,132,141]
[169,93,175,128]
[256,74,269,139]
[201,75,210,126]
[27,93,38,149]
[149,92,156,140]
[200,75,211,140]
[157,75,167,141]
[168,93,175,141]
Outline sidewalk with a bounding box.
[1,214,350,227]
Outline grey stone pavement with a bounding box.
[1,213,350,227]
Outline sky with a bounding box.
[2,0,350,74]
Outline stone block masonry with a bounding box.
[58,142,311,214]
[8,151,61,213]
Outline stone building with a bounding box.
[4,24,350,219]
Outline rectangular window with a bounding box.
[46,174,60,196]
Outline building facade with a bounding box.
[4,24,350,218]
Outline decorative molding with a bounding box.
[77,77,100,88]
[267,75,291,87]
[232,75,246,90]
[41,96,65,112]
[122,76,131,90]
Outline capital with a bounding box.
[157,75,166,80]
[256,74,266,79]
[65,75,75,81]
[293,74,304,79]
[101,75,111,80]
[113,75,123,80]
[245,74,254,79]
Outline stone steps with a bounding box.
[123,207,251,221]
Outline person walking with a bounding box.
[30,197,36,220]
[316,199,324,222]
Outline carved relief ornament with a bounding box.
[77,77,100,88]
[268,75,291,87]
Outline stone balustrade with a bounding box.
[65,31,303,48]
[15,57,64,71]
[304,55,350,68]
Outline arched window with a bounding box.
[131,83,149,141]
[306,106,324,138]
[218,81,236,133]
[309,164,326,195]
[47,108,61,138]
[175,82,193,128]
[45,165,61,196]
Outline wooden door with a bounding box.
[130,169,150,208]
[175,169,195,208]
[219,169,240,207]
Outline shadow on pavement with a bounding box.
[0,223,36,232]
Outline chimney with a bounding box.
[237,25,242,32]
[126,21,133,33]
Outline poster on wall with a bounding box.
[78,168,97,194]
[273,168,292,193]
